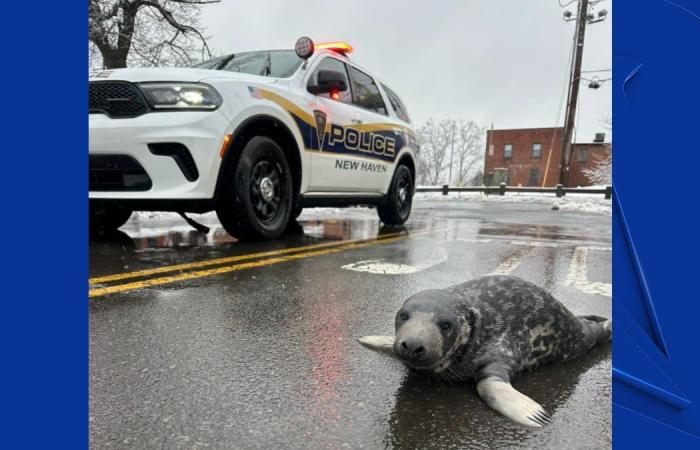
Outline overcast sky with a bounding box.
[201,0,611,143]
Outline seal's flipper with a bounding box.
[577,315,612,345]
[476,377,552,427]
[358,335,395,357]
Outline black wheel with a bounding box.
[89,206,132,231]
[292,206,303,220]
[378,164,413,225]
[216,136,293,240]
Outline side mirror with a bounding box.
[308,70,348,95]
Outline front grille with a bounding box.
[90,155,152,191]
[89,81,149,118]
[148,143,199,181]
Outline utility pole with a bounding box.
[559,0,589,187]
[558,0,608,186]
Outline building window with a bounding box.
[578,148,588,163]
[532,143,541,159]
[528,168,539,186]
[504,144,512,159]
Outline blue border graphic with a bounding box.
[614,0,700,446]
[1,2,88,448]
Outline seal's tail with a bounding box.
[577,315,612,346]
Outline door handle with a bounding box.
[351,118,363,124]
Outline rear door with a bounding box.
[340,64,398,192]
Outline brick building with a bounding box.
[483,127,610,187]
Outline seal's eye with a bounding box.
[439,321,452,331]
[399,312,409,321]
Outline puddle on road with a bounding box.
[384,343,611,449]
[91,218,413,252]
[88,217,444,279]
[478,222,605,243]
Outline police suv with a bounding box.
[89,37,418,239]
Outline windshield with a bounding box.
[191,50,303,78]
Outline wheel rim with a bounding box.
[250,159,282,223]
[395,170,412,217]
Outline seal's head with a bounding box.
[393,289,465,369]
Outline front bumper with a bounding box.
[89,110,232,200]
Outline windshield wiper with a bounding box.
[261,52,271,76]
[216,54,236,70]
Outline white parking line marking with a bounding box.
[456,238,493,243]
[341,246,447,275]
[509,240,559,248]
[490,247,533,275]
[564,247,612,297]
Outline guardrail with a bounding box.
[415,183,612,199]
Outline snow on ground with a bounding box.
[413,191,611,215]
[129,208,371,224]
[125,190,610,234]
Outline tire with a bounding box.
[90,206,132,231]
[216,136,293,240]
[378,164,413,225]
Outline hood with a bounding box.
[88,67,276,84]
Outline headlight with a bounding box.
[139,82,222,110]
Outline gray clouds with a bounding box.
[201,0,611,142]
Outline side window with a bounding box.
[578,148,588,162]
[528,168,539,186]
[504,144,513,159]
[347,65,388,115]
[382,84,410,123]
[307,57,352,103]
[532,143,541,159]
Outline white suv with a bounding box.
[89,37,418,239]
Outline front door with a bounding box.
[305,56,395,193]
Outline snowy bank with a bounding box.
[413,191,611,215]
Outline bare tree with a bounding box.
[415,153,431,186]
[417,118,486,186]
[582,152,612,185]
[468,169,484,186]
[583,112,612,185]
[418,119,453,185]
[452,120,485,186]
[89,0,219,70]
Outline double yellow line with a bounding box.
[89,227,446,298]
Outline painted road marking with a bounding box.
[564,246,612,297]
[490,247,534,275]
[90,230,409,285]
[456,238,493,243]
[90,228,449,298]
[510,240,559,248]
[341,246,447,275]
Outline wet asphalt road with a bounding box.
[89,199,611,449]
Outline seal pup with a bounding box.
[359,275,611,427]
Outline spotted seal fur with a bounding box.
[359,275,611,427]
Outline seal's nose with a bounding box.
[400,338,426,359]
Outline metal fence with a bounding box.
[415,183,612,199]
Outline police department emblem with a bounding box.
[314,110,327,150]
